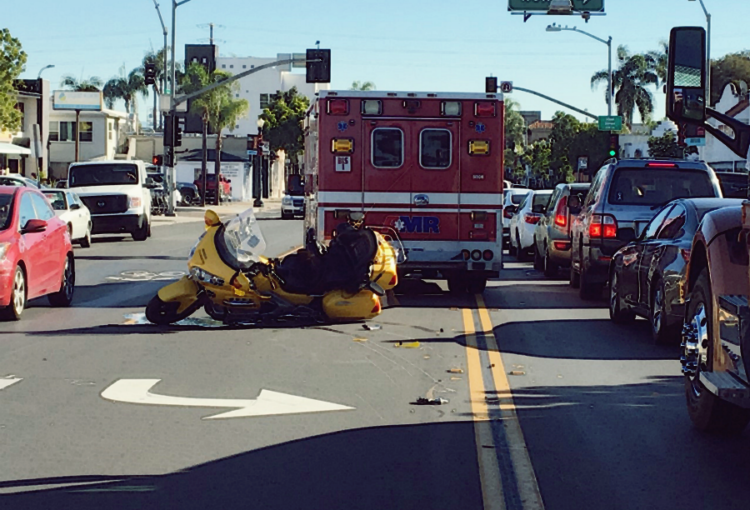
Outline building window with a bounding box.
[49,121,59,142]
[235,94,239,98]
[59,122,76,142]
[230,64,234,69]
[260,94,270,109]
[108,121,113,140]
[221,64,226,68]
[242,65,246,69]
[79,122,93,142]
[251,65,255,69]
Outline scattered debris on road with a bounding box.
[363,324,382,331]
[448,368,464,374]
[509,370,526,376]
[394,341,420,348]
[353,337,368,342]
[413,397,449,405]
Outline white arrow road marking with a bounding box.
[101,379,355,420]
[0,378,22,391]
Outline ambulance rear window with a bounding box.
[420,129,452,169]
[372,128,404,169]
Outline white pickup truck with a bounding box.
[66,160,153,241]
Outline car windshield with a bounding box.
[42,191,66,210]
[69,164,140,187]
[609,168,715,206]
[511,193,527,205]
[220,208,266,266]
[0,194,13,230]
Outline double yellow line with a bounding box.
[463,295,544,510]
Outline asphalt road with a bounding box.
[1,218,749,510]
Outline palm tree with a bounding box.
[591,46,659,128]
[142,48,171,129]
[646,41,669,85]
[350,80,376,91]
[102,68,148,115]
[60,75,103,92]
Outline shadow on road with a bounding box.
[75,255,185,261]
[1,422,483,510]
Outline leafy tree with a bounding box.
[647,131,682,158]
[60,74,103,92]
[259,87,310,169]
[142,48,170,129]
[549,111,580,177]
[350,81,376,91]
[592,46,658,128]
[504,98,526,148]
[103,68,147,114]
[710,51,750,106]
[0,28,27,134]
[522,139,552,181]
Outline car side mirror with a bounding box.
[70,203,80,210]
[22,219,47,234]
[618,227,637,243]
[667,26,707,124]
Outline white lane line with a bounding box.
[0,378,22,391]
[101,379,355,420]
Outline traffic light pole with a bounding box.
[512,86,598,120]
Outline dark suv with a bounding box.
[569,159,722,299]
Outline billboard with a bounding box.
[53,91,102,111]
[508,0,605,12]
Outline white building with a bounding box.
[215,54,328,137]
[1,79,50,178]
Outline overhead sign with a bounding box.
[598,115,622,131]
[53,91,102,111]
[101,379,354,420]
[500,81,513,93]
[508,0,605,11]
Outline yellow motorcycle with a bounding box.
[145,208,402,325]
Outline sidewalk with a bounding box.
[151,198,282,225]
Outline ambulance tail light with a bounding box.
[469,140,490,156]
[441,101,462,116]
[361,100,383,115]
[327,99,349,115]
[331,138,354,154]
[474,102,496,117]
[461,249,471,260]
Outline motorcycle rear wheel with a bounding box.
[146,295,198,325]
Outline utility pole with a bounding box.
[152,0,168,130]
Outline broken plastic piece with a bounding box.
[509,370,526,376]
[394,341,420,348]
[413,397,449,406]
[448,368,464,374]
[363,324,382,331]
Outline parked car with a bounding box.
[177,182,200,206]
[0,186,75,320]
[67,160,153,241]
[678,203,750,434]
[502,188,531,248]
[533,183,590,277]
[42,190,93,247]
[55,180,67,189]
[509,189,553,260]
[609,198,743,344]
[0,175,41,189]
[570,159,722,299]
[195,174,232,204]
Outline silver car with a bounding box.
[502,188,530,248]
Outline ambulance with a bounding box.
[303,90,505,293]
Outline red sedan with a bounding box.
[0,186,75,320]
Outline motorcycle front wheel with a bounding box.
[146,295,199,325]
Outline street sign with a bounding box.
[247,149,258,156]
[577,156,588,171]
[500,81,513,93]
[598,115,622,131]
[508,0,605,12]
[53,91,102,111]
[686,137,706,147]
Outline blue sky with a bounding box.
[8,0,750,124]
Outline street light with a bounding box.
[37,64,54,80]
[689,0,711,104]
[547,23,613,117]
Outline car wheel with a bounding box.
[533,241,544,271]
[516,232,529,261]
[683,269,750,434]
[79,222,92,248]
[543,246,558,278]
[609,270,635,324]
[48,254,75,307]
[1,266,26,321]
[132,217,149,241]
[650,279,679,344]
[579,264,600,300]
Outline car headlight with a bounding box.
[282,196,293,205]
[189,266,225,286]
[129,196,142,208]
[0,243,9,260]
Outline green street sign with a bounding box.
[508,0,605,12]
[598,115,622,131]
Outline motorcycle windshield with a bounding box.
[221,208,267,266]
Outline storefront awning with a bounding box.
[0,143,31,156]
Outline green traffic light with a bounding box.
[609,150,616,156]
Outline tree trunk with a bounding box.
[202,115,208,207]
[215,130,222,206]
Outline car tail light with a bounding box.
[129,196,142,208]
[553,241,570,251]
[474,102,496,117]
[524,213,541,224]
[680,248,691,263]
[554,196,569,228]
[589,214,617,238]
[327,99,349,115]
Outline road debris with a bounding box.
[447,368,464,374]
[450,376,462,381]
[509,370,526,376]
[362,324,382,331]
[353,337,368,342]
[413,397,449,405]
[394,341,421,348]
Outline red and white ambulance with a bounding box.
[303,90,504,293]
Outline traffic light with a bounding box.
[608,133,619,158]
[174,124,182,147]
[152,155,163,166]
[306,49,331,83]
[485,77,498,93]
[144,62,156,86]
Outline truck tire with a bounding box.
[684,269,750,434]
[467,276,487,294]
[447,275,467,294]
[132,216,149,242]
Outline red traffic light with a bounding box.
[152,155,163,166]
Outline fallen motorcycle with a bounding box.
[145,208,402,325]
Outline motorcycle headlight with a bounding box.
[189,266,225,286]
